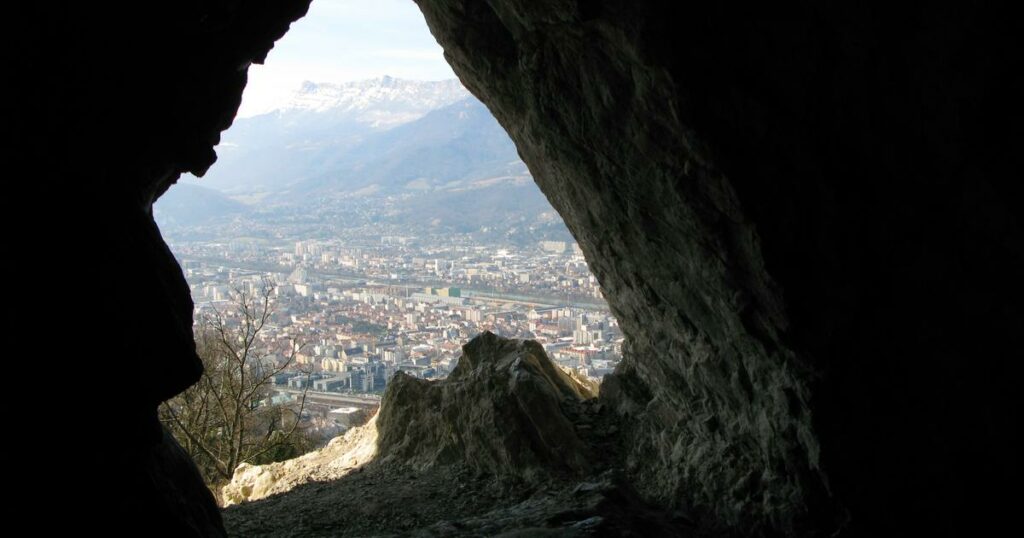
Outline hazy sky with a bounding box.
[238,0,456,117]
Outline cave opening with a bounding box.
[153,1,632,533]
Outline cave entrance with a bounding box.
[154,0,622,497]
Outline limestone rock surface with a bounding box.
[376,331,595,482]
[222,415,379,506]
[224,331,598,505]
[26,1,1021,536]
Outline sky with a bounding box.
[237,0,456,117]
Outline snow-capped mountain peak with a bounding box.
[279,76,469,128]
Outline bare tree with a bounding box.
[161,278,313,485]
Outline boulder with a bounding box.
[376,331,595,483]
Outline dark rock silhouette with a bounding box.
[417,2,1022,535]
[24,1,1021,536]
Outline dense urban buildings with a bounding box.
[168,228,622,416]
[154,73,624,445]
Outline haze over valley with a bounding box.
[157,77,569,244]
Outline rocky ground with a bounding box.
[224,463,695,537]
[222,333,700,536]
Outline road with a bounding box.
[461,289,608,309]
[273,386,381,408]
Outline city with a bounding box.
[149,64,629,484]
[166,222,623,437]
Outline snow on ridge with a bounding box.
[279,76,469,128]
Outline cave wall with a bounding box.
[415,1,1022,536]
[26,1,1021,536]
[27,2,313,534]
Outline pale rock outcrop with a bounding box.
[223,331,597,505]
[222,415,379,506]
[560,364,600,397]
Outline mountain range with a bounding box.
[155,77,566,241]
